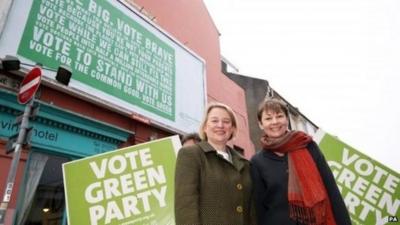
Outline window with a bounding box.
[16,153,69,225]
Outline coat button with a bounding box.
[236,206,243,213]
[236,183,243,190]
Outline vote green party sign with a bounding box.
[314,129,399,225]
[18,0,176,120]
[63,136,181,225]
[0,0,207,135]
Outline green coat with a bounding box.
[175,141,257,225]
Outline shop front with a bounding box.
[0,90,132,225]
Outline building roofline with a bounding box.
[220,61,318,129]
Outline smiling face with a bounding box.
[203,107,235,146]
[259,109,289,138]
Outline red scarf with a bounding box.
[261,131,336,225]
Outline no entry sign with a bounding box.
[18,67,42,104]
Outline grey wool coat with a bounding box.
[174,141,257,225]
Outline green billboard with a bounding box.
[18,0,175,120]
[63,136,181,225]
[315,129,399,225]
[1,0,207,135]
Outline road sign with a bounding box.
[17,67,41,104]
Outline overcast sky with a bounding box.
[203,0,400,172]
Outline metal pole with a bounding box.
[0,0,14,37]
[0,98,33,224]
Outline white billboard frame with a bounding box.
[0,0,207,134]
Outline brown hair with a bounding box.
[181,132,201,144]
[257,98,289,122]
[199,102,238,141]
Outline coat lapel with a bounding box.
[197,141,215,153]
[230,149,246,171]
[197,141,247,171]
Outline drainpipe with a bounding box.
[0,0,14,37]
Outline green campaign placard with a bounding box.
[18,0,175,120]
[63,136,181,225]
[315,129,399,225]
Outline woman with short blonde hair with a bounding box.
[198,102,238,141]
[175,102,256,225]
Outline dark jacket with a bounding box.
[250,141,351,225]
[175,141,257,225]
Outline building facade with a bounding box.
[222,59,318,151]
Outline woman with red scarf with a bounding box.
[250,98,352,225]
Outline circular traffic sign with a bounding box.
[18,67,42,104]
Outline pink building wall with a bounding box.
[132,0,255,157]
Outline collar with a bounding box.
[197,141,216,153]
[262,150,287,161]
[197,141,247,171]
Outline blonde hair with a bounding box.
[198,102,238,141]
